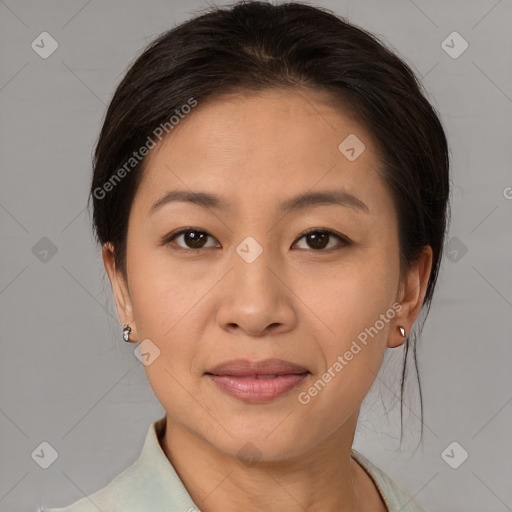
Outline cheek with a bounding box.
[282,279,395,449]
[295,247,399,341]
[294,274,397,436]
[292,248,399,407]
[125,246,205,388]
[127,239,202,335]
[127,260,204,416]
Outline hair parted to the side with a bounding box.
[87,0,450,444]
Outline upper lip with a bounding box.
[206,358,310,376]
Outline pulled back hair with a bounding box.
[88,0,450,441]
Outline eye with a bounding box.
[293,229,351,251]
[162,228,220,251]
[161,227,351,252]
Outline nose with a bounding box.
[215,241,297,337]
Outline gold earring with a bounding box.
[398,326,406,337]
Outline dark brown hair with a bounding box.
[88,0,450,441]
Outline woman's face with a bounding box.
[105,88,428,461]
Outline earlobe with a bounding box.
[102,242,136,335]
[388,324,407,349]
[388,246,433,349]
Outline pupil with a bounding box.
[185,231,205,248]
[309,232,328,249]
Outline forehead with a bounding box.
[133,88,389,217]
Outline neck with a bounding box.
[159,413,370,512]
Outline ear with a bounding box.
[388,246,433,348]
[102,242,137,338]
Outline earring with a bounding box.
[122,324,133,343]
[398,326,406,337]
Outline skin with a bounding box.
[103,87,432,511]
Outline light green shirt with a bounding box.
[40,417,427,512]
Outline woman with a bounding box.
[42,1,449,510]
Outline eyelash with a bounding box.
[161,227,352,253]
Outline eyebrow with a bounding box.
[149,188,369,216]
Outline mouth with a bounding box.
[205,358,310,403]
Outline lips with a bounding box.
[205,358,310,403]
[205,358,309,377]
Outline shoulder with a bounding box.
[39,417,200,512]
[36,463,145,512]
[351,449,428,512]
[37,459,179,512]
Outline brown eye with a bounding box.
[165,228,220,250]
[163,228,350,252]
[294,229,350,251]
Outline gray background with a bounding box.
[0,0,511,511]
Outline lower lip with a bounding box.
[207,373,309,403]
